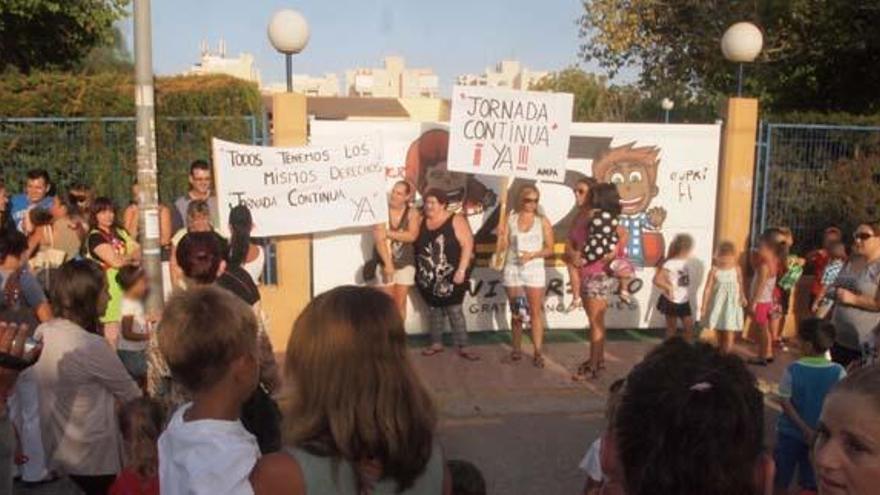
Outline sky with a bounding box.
[123,0,618,95]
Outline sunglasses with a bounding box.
[854,232,875,241]
[522,198,539,204]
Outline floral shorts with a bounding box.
[581,273,615,300]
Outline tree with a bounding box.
[530,67,717,123]
[530,67,642,122]
[578,0,880,114]
[0,0,129,73]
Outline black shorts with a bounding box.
[778,287,792,314]
[657,295,692,318]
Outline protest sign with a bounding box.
[212,136,387,237]
[447,85,574,182]
[310,121,721,333]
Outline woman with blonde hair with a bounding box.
[497,184,554,368]
[251,286,450,494]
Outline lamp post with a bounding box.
[661,98,674,123]
[263,9,312,353]
[267,9,310,92]
[133,0,163,314]
[721,22,763,97]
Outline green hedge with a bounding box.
[0,72,263,205]
[0,71,263,117]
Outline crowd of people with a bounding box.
[1,164,879,495]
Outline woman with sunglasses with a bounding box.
[497,185,554,368]
[828,222,880,368]
[565,178,597,312]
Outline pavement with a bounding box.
[14,328,791,495]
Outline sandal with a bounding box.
[566,298,583,313]
[457,348,481,361]
[533,353,545,369]
[573,359,594,380]
[421,345,444,357]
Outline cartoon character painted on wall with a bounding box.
[592,143,667,267]
[404,128,496,216]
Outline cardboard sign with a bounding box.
[310,121,721,333]
[212,136,387,237]
[447,85,574,182]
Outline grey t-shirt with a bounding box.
[171,195,219,233]
[832,257,880,350]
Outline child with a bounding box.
[579,379,625,495]
[811,240,847,318]
[773,318,846,494]
[582,183,635,303]
[117,266,152,388]
[700,241,746,354]
[774,227,805,349]
[157,286,261,495]
[109,398,165,495]
[653,234,695,341]
[748,233,784,366]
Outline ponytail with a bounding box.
[227,205,253,268]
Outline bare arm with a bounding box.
[837,282,880,312]
[749,264,770,311]
[653,267,673,297]
[120,315,149,342]
[452,214,474,274]
[538,217,555,258]
[93,242,128,269]
[700,268,717,318]
[122,205,138,239]
[387,209,421,243]
[35,302,52,323]
[251,453,306,495]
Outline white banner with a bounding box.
[310,121,721,333]
[212,136,387,237]
[448,85,574,182]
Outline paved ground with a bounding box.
[14,328,791,495]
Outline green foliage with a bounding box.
[0,0,129,73]
[578,0,880,114]
[0,72,263,117]
[0,73,263,206]
[530,67,720,123]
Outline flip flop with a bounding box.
[421,346,444,357]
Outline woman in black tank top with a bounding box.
[414,189,479,361]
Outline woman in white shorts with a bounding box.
[498,185,554,368]
[374,181,421,320]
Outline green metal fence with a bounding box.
[0,115,263,206]
[752,122,880,253]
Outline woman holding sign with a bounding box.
[498,185,554,368]
[415,189,479,361]
[373,181,421,320]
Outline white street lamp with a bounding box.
[721,22,763,97]
[267,9,311,92]
[661,98,674,123]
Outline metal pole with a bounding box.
[134,0,164,314]
[285,53,293,92]
[737,63,744,97]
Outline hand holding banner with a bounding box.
[212,136,388,237]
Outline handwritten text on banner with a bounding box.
[447,85,573,182]
[212,136,387,237]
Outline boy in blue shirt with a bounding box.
[774,318,846,493]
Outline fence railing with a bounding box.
[752,122,880,253]
[0,114,278,284]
